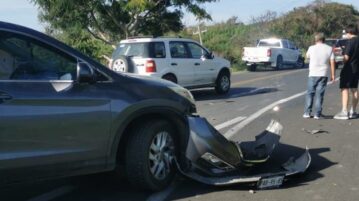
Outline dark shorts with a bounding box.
[340,66,359,89]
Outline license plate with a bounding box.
[257,175,284,189]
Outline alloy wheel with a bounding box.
[220,75,230,91]
[148,131,175,180]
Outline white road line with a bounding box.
[224,91,306,138]
[26,185,75,201]
[214,116,247,130]
[224,77,339,139]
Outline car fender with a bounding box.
[216,67,231,79]
[106,99,188,167]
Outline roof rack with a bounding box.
[127,36,154,39]
[156,36,183,38]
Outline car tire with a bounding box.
[162,74,177,83]
[275,56,283,70]
[125,119,177,191]
[112,56,134,73]
[215,71,231,94]
[296,57,304,68]
[247,64,257,72]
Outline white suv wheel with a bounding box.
[113,58,127,72]
[215,72,230,94]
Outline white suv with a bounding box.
[110,37,231,94]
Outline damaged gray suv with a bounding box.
[0,21,196,191]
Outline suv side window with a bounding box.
[187,42,208,59]
[150,42,166,58]
[0,31,77,81]
[169,42,190,58]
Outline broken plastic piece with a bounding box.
[302,128,329,135]
[178,116,311,187]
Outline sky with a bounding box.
[0,0,358,32]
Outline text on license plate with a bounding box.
[257,175,284,189]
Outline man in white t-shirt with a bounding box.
[303,32,335,119]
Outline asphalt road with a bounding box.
[3,66,359,201]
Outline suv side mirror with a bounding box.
[205,51,214,59]
[78,62,96,84]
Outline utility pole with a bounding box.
[193,24,207,45]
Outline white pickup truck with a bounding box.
[242,38,304,71]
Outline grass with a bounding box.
[231,62,247,72]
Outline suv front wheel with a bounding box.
[215,71,231,94]
[125,119,177,191]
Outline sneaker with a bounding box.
[334,111,349,120]
[349,111,358,119]
[303,113,311,118]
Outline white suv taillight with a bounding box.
[146,60,157,72]
[267,49,272,57]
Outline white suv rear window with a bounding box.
[112,42,166,59]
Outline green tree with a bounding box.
[31,0,217,45]
[271,1,359,48]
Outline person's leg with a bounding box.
[346,74,359,118]
[304,77,316,117]
[342,88,349,112]
[304,77,317,117]
[350,74,359,114]
[334,88,349,119]
[351,88,358,111]
[335,67,350,119]
[314,77,328,117]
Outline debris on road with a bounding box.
[177,117,311,189]
[302,128,329,135]
[249,189,256,194]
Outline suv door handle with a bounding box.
[171,63,177,66]
[194,63,200,66]
[0,92,12,102]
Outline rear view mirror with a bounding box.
[78,62,96,84]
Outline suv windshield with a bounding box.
[325,39,337,47]
[325,39,348,48]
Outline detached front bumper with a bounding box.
[178,116,311,188]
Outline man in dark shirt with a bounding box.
[334,24,359,120]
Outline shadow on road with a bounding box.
[192,87,279,101]
[249,64,308,72]
[2,144,334,201]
